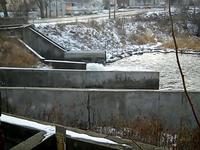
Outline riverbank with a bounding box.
[35,9,200,62]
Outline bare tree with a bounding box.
[0,0,8,17]
[168,0,200,128]
[36,0,45,18]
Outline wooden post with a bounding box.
[56,125,66,150]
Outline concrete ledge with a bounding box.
[1,88,200,129]
[64,51,106,63]
[0,67,159,89]
[44,60,86,70]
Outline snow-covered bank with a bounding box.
[34,19,164,62]
[34,9,200,62]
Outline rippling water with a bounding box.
[108,52,200,90]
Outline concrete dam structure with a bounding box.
[1,23,200,149]
[0,67,159,89]
[22,27,106,63]
[0,67,200,130]
[1,88,200,130]
[0,25,106,65]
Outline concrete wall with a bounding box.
[22,27,106,63]
[64,51,106,63]
[18,39,87,70]
[0,26,23,38]
[22,27,66,60]
[0,17,28,25]
[44,60,86,70]
[0,68,159,89]
[1,88,200,130]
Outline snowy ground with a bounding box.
[34,9,200,63]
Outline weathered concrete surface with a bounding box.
[0,25,24,38]
[0,18,28,25]
[22,27,65,60]
[0,67,159,89]
[1,88,200,130]
[64,51,106,63]
[22,27,106,63]
[18,39,87,70]
[44,60,86,70]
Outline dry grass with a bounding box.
[0,36,38,67]
[92,116,200,149]
[162,36,200,51]
[129,32,156,45]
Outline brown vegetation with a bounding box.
[0,36,38,67]
[162,36,200,51]
[129,33,156,45]
[92,116,200,149]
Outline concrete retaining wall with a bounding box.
[18,39,87,70]
[0,88,200,130]
[0,17,28,25]
[22,27,106,63]
[22,27,66,60]
[0,67,159,89]
[44,60,86,70]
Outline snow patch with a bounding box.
[66,130,117,145]
[0,114,55,140]
[0,114,119,145]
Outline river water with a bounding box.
[108,52,200,90]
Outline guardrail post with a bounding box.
[56,125,66,150]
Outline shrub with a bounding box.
[162,36,200,51]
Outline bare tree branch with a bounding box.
[168,0,200,128]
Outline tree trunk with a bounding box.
[24,0,29,17]
[39,5,45,18]
[49,0,51,17]
[56,0,58,17]
[44,0,48,18]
